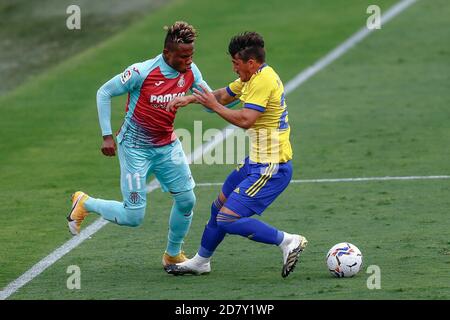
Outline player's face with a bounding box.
[231,55,256,82]
[164,43,194,73]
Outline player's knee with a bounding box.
[124,207,145,227]
[212,195,225,212]
[218,192,227,205]
[173,189,196,214]
[216,212,240,232]
[207,197,224,227]
[216,219,229,231]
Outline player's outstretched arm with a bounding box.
[212,87,238,105]
[166,87,238,112]
[193,85,260,129]
[166,95,197,112]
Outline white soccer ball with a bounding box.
[326,242,363,277]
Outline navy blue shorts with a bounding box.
[222,157,293,217]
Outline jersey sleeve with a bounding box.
[190,63,240,112]
[190,63,212,92]
[118,63,143,92]
[96,64,143,136]
[226,78,244,98]
[242,76,272,112]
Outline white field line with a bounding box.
[0,0,418,300]
[284,0,419,92]
[194,175,450,187]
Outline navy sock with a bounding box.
[217,213,284,245]
[198,198,226,258]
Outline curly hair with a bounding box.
[228,32,265,62]
[164,21,197,48]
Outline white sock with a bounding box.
[279,232,293,247]
[192,253,210,265]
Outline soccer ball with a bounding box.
[326,242,363,277]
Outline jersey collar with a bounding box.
[159,54,180,79]
[258,63,268,71]
[249,63,268,81]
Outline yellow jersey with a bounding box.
[227,64,292,163]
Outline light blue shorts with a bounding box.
[117,138,195,209]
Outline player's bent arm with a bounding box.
[177,88,236,106]
[96,74,131,156]
[96,75,129,136]
[210,105,261,129]
[199,88,239,113]
[193,85,260,129]
[212,87,238,106]
[166,95,197,112]
[167,88,238,112]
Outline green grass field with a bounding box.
[0,0,166,94]
[1,0,450,300]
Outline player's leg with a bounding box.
[166,193,228,275]
[216,163,286,244]
[221,162,308,277]
[165,158,270,275]
[216,205,307,278]
[168,199,281,276]
[86,142,149,226]
[152,139,196,268]
[215,162,307,277]
[198,158,249,258]
[167,161,307,277]
[196,194,225,258]
[68,142,149,235]
[165,189,196,256]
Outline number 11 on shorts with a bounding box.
[126,173,141,190]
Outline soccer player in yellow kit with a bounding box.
[166,32,307,278]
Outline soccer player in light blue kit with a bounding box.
[67,22,210,271]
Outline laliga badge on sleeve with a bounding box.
[120,69,132,84]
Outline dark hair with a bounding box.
[228,32,265,62]
[164,21,197,49]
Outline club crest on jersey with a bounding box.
[120,70,132,84]
[177,75,185,88]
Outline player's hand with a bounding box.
[101,135,116,156]
[193,84,221,111]
[166,96,190,112]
